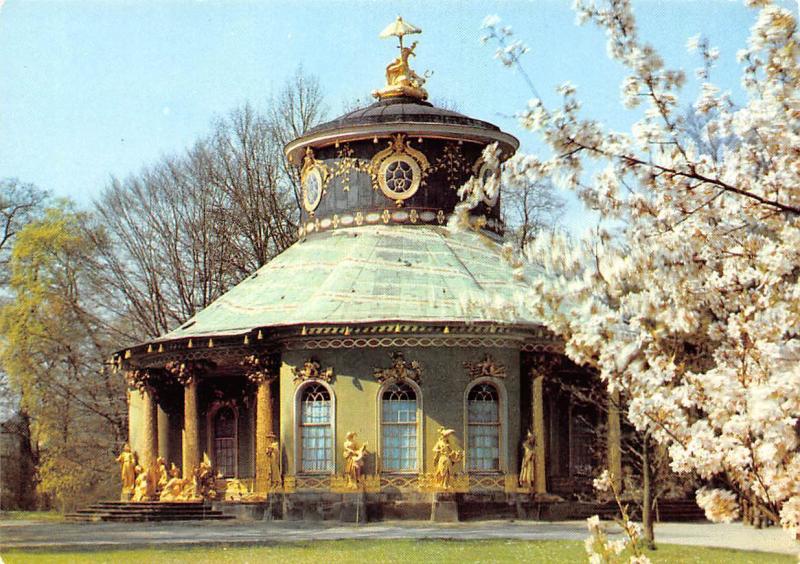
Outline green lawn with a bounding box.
[1,539,793,564]
[0,511,63,522]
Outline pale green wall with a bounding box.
[128,389,144,461]
[279,347,521,477]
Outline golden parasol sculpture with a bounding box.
[379,16,421,49]
[373,16,429,101]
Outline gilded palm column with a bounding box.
[607,389,623,491]
[530,354,558,494]
[166,361,203,479]
[242,354,278,494]
[126,370,158,471]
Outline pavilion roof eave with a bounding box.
[285,122,519,165]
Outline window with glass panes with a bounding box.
[214,406,236,477]
[467,383,500,471]
[381,382,417,472]
[300,384,333,472]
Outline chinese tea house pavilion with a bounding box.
[114,18,620,520]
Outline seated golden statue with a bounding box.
[155,456,168,491]
[131,464,157,502]
[194,453,219,500]
[372,19,429,101]
[160,463,191,502]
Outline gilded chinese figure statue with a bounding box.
[131,464,156,502]
[373,17,428,101]
[519,430,536,489]
[343,431,368,488]
[265,433,281,489]
[159,463,188,502]
[194,452,218,500]
[115,443,137,501]
[155,456,168,490]
[432,429,463,490]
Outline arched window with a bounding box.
[381,381,417,472]
[467,383,500,472]
[300,383,333,473]
[213,406,237,477]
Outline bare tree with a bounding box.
[0,179,48,286]
[502,176,565,250]
[95,69,326,340]
[268,66,327,211]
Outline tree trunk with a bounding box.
[642,432,656,549]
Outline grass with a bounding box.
[1,539,794,564]
[0,511,63,522]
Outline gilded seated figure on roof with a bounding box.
[374,41,428,101]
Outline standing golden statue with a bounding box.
[264,433,282,490]
[373,16,429,101]
[519,430,536,489]
[343,431,368,488]
[432,428,463,490]
[116,443,137,501]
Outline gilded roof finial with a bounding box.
[373,16,429,101]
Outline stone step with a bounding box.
[65,513,233,522]
[68,500,234,522]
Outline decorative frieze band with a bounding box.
[298,208,504,238]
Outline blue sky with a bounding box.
[0,0,769,230]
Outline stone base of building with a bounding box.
[211,493,622,523]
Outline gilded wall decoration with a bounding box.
[301,148,330,214]
[430,141,472,190]
[292,358,334,384]
[373,351,423,384]
[330,143,373,193]
[463,354,507,380]
[370,134,430,206]
[472,156,501,207]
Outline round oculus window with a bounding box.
[378,154,421,202]
[302,167,323,212]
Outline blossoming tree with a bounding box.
[482,0,800,536]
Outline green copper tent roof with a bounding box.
[159,225,543,341]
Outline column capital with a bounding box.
[528,353,560,380]
[241,353,279,385]
[125,368,157,396]
[165,359,213,386]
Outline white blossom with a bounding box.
[481,0,800,538]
